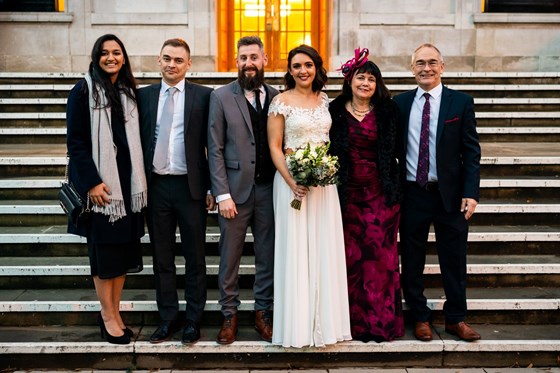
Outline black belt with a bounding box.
[408,181,439,192]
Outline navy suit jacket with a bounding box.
[138,79,212,200]
[394,85,481,213]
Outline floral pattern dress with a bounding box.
[268,92,352,348]
[343,110,404,342]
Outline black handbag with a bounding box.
[58,154,90,227]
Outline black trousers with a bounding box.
[399,182,469,324]
[147,173,207,323]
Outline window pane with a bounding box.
[484,0,560,13]
[0,0,56,11]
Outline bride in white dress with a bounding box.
[267,45,352,348]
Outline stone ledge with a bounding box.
[3,127,560,137]
[90,12,188,26]
[473,13,560,24]
[0,12,73,23]
[2,83,560,92]
[359,13,455,26]
[2,260,559,277]
[2,111,558,120]
[2,177,559,188]
[3,97,560,105]
[1,201,559,215]
[0,339,560,354]
[0,225,558,244]
[1,72,560,78]
[0,286,560,313]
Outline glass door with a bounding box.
[216,0,331,71]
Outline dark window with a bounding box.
[0,0,56,12]
[484,0,560,12]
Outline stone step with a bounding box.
[2,97,559,113]
[2,143,559,177]
[3,126,560,144]
[3,225,556,257]
[0,324,558,370]
[1,287,558,314]
[1,254,558,289]
[2,254,558,277]
[2,111,558,120]
[1,83,559,100]
[1,70,558,80]
[1,200,558,228]
[2,176,559,200]
[2,200,558,215]
[0,224,557,244]
[4,126,560,135]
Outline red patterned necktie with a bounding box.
[416,92,430,187]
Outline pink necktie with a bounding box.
[416,92,430,187]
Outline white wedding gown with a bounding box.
[268,92,352,348]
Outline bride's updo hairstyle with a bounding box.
[284,44,328,93]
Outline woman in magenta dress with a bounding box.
[329,48,404,342]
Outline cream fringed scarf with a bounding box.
[85,73,147,222]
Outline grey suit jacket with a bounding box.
[207,80,279,204]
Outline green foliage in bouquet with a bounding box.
[286,142,339,210]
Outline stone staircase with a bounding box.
[0,72,559,370]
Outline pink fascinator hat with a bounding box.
[338,47,369,80]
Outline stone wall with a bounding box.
[0,0,558,72]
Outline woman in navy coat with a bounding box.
[66,34,147,344]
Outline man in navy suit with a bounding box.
[394,43,481,342]
[138,38,215,345]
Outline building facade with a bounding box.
[0,0,559,73]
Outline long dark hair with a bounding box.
[86,34,137,120]
[284,44,328,92]
[341,60,391,105]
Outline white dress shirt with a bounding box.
[153,80,187,175]
[406,83,442,183]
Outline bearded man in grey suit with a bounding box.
[208,36,279,345]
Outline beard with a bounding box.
[238,66,265,90]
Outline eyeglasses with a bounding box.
[414,60,441,68]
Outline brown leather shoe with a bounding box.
[216,314,238,345]
[254,310,273,342]
[414,321,433,341]
[445,322,481,341]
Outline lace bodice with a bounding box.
[268,92,331,150]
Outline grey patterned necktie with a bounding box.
[153,87,177,170]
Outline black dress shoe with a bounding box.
[150,320,181,343]
[181,320,201,344]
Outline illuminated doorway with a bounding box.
[216,0,332,71]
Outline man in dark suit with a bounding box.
[208,36,279,344]
[138,38,215,345]
[394,43,482,342]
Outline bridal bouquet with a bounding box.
[286,142,339,210]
